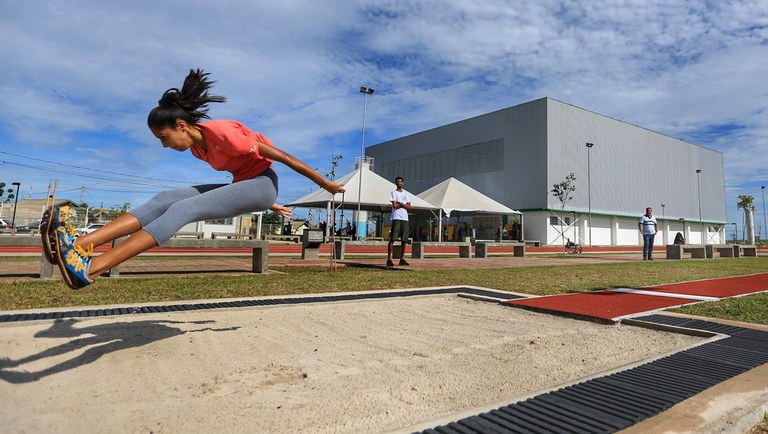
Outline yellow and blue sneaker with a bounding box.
[54,225,94,289]
[41,205,76,265]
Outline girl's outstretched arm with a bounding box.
[258,143,345,194]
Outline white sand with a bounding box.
[0,294,706,433]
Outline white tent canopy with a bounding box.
[416,177,522,241]
[287,166,436,212]
[416,177,521,217]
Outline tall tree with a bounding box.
[551,173,577,253]
[737,195,756,244]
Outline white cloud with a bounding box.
[0,0,766,227]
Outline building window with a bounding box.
[380,138,504,183]
[549,216,570,225]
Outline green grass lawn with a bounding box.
[2,256,767,325]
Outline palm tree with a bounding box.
[737,195,756,244]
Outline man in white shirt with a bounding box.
[388,177,412,267]
[638,207,658,260]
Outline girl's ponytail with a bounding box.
[148,69,226,129]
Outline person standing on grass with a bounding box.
[50,68,345,289]
[638,207,658,260]
[387,176,411,267]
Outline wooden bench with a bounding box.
[706,244,736,258]
[108,237,269,277]
[173,231,204,239]
[474,241,526,258]
[733,244,758,258]
[411,241,471,259]
[333,240,401,260]
[0,235,55,279]
[1,232,270,280]
[211,232,252,240]
[666,244,707,259]
[263,234,301,243]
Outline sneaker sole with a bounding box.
[40,207,58,265]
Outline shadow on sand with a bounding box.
[0,318,239,384]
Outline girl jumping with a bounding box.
[49,69,345,289]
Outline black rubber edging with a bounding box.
[0,287,522,323]
[420,313,768,434]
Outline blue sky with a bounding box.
[1,0,767,236]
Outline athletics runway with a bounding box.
[506,272,768,322]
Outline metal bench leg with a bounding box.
[40,256,54,279]
[513,245,526,257]
[394,244,403,259]
[475,244,488,258]
[252,246,268,273]
[410,243,423,259]
[459,245,471,258]
[334,241,345,260]
[106,237,126,277]
[666,245,683,259]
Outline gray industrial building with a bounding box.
[367,97,727,246]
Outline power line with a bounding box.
[0,150,197,184]
[1,160,179,188]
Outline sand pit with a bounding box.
[0,293,706,433]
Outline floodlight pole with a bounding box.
[762,186,766,242]
[357,86,374,239]
[696,169,703,243]
[10,182,21,229]
[585,142,594,246]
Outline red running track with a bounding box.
[506,273,768,322]
[640,273,768,298]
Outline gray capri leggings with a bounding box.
[129,168,278,245]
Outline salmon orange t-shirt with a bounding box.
[191,120,274,182]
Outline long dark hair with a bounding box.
[147,69,227,129]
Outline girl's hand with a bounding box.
[270,204,294,218]
[324,181,345,194]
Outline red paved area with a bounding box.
[506,272,768,322]
[505,291,704,322]
[641,273,768,298]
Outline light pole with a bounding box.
[10,182,20,229]
[679,217,686,242]
[731,222,737,243]
[585,142,594,246]
[762,186,766,242]
[696,169,703,242]
[660,203,666,244]
[356,86,375,239]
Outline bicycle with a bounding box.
[565,238,583,254]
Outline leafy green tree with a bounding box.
[0,182,16,203]
[108,202,132,220]
[262,210,283,225]
[737,195,756,244]
[551,173,577,253]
